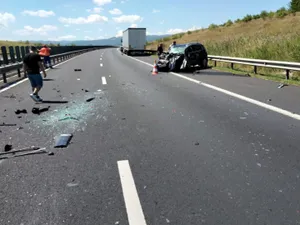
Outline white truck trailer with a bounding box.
[121,28,146,55]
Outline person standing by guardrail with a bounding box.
[23,46,47,102]
[39,45,53,69]
[157,43,163,56]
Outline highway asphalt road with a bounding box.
[0,48,300,225]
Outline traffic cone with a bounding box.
[152,60,158,75]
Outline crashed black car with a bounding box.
[157,43,208,72]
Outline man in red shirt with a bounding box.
[39,45,53,69]
[23,46,47,102]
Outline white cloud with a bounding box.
[166,26,201,35]
[15,25,58,36]
[116,30,123,37]
[113,15,142,23]
[166,28,184,35]
[49,35,76,41]
[87,7,103,13]
[0,13,16,27]
[59,14,108,24]
[121,0,128,3]
[64,24,70,27]
[152,9,160,13]
[109,8,122,15]
[187,25,201,31]
[147,31,163,35]
[93,0,112,6]
[22,10,55,17]
[130,24,137,28]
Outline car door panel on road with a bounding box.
[0,49,299,225]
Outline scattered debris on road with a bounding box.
[278,83,288,89]
[4,144,12,152]
[59,114,79,121]
[3,94,16,99]
[54,134,73,148]
[195,142,200,146]
[32,106,50,115]
[1,146,40,155]
[74,69,82,72]
[48,152,55,156]
[0,123,17,126]
[86,97,95,102]
[267,99,272,102]
[15,109,27,114]
[0,148,47,160]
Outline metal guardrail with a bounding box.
[208,55,300,80]
[0,48,98,84]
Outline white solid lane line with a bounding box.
[121,50,300,121]
[117,160,147,225]
[102,76,107,85]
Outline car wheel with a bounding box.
[202,58,208,69]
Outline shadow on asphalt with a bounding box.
[43,79,55,81]
[41,100,69,104]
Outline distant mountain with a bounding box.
[31,34,170,46]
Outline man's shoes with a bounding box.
[30,93,39,102]
[30,93,43,102]
[36,95,43,102]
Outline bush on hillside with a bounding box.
[172,33,185,39]
[208,23,218,29]
[242,14,253,22]
[276,7,289,18]
[252,14,261,19]
[225,20,233,26]
[260,10,268,19]
[268,11,275,18]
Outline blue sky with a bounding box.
[0,0,290,41]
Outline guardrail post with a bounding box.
[9,46,16,63]
[286,70,290,80]
[15,46,21,62]
[254,66,257,74]
[230,63,234,70]
[21,46,26,59]
[214,61,217,67]
[2,73,7,83]
[1,46,9,65]
[25,46,29,54]
[17,68,21,77]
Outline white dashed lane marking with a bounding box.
[117,160,147,225]
[102,76,107,85]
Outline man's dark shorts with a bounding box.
[28,74,43,88]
